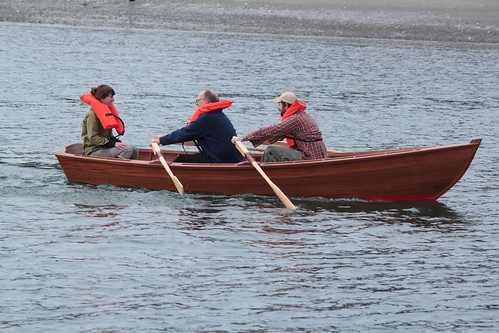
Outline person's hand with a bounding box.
[115,142,127,149]
[155,133,168,139]
[149,138,160,146]
[231,136,243,144]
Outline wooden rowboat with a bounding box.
[55,139,481,202]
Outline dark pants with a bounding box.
[174,152,213,163]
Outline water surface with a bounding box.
[0,22,498,332]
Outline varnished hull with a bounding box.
[55,139,481,201]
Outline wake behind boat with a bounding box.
[55,139,481,202]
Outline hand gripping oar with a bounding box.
[234,141,296,210]
[151,142,185,198]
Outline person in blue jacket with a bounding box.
[150,89,242,163]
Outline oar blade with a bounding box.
[151,143,185,198]
[172,176,185,198]
[234,141,296,210]
[268,182,297,210]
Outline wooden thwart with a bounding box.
[174,140,343,154]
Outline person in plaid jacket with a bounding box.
[232,92,328,162]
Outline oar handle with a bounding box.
[151,142,165,158]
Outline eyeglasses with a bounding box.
[196,98,207,103]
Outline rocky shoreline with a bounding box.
[1,0,498,43]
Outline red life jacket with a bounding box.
[188,100,232,124]
[80,94,125,135]
[281,100,307,148]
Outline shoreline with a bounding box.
[0,0,498,43]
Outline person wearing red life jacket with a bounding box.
[149,89,242,163]
[232,92,328,162]
[81,85,138,159]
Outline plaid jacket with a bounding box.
[245,111,328,160]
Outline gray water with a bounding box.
[1,22,498,332]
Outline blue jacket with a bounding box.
[159,109,242,163]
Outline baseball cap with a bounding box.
[272,92,297,104]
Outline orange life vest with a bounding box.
[188,100,233,124]
[80,94,125,135]
[281,100,307,148]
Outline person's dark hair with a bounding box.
[202,89,219,103]
[91,85,115,101]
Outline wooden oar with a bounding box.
[234,141,296,210]
[151,142,185,198]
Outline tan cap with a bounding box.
[272,92,297,104]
